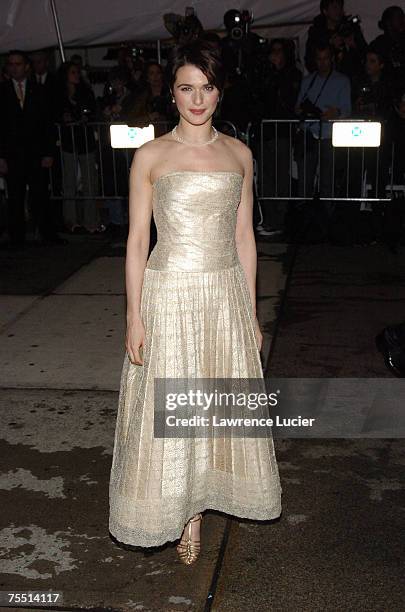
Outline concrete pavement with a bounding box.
[0,235,289,611]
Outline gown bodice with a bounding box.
[146,171,244,272]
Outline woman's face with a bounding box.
[324,1,344,24]
[389,10,405,34]
[147,64,163,87]
[270,43,286,70]
[172,64,219,124]
[67,65,80,85]
[366,53,383,78]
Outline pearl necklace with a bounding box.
[171,124,218,146]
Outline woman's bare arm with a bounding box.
[125,143,154,327]
[235,144,257,318]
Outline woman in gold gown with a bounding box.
[109,39,282,565]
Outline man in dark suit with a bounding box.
[0,49,64,247]
[30,49,58,114]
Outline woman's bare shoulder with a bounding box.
[134,133,175,181]
[137,132,173,155]
[221,132,251,155]
[218,131,253,174]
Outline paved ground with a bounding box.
[212,242,405,612]
[0,231,404,611]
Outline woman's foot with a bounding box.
[176,513,202,565]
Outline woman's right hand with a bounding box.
[126,318,145,365]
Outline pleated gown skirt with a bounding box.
[108,262,283,548]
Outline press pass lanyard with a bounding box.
[303,68,333,107]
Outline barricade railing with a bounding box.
[49,120,239,200]
[9,117,400,206]
[246,119,402,203]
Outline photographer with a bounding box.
[220,8,270,133]
[353,47,393,119]
[377,88,405,248]
[126,61,173,136]
[97,67,138,234]
[371,6,405,82]
[55,61,102,234]
[347,48,394,244]
[259,39,302,235]
[220,9,264,84]
[99,66,137,122]
[305,0,367,83]
[386,88,405,184]
[294,43,351,220]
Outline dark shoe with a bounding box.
[89,224,107,234]
[375,326,405,377]
[256,223,283,237]
[72,226,90,235]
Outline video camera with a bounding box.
[224,9,253,40]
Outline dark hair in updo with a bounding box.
[167,39,226,102]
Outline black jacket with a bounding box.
[370,33,405,82]
[32,72,59,121]
[352,74,394,120]
[305,14,367,78]
[259,65,302,139]
[55,83,97,154]
[0,78,55,160]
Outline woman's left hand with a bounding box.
[254,316,263,352]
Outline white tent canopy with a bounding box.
[0,0,385,55]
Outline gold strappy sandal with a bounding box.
[176,513,202,565]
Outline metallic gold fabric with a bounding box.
[109,171,282,547]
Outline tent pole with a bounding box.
[157,39,161,64]
[49,0,66,62]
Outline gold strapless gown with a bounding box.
[109,171,282,547]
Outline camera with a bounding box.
[358,84,373,104]
[337,14,361,39]
[300,98,323,119]
[224,9,253,40]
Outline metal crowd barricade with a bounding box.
[246,119,402,205]
[49,119,239,201]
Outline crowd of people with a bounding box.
[258,1,405,245]
[0,48,177,246]
[1,0,405,247]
